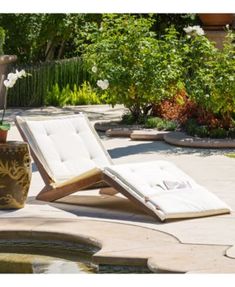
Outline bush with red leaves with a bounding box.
[152,91,234,130]
[152,91,197,125]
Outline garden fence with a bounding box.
[8,57,88,107]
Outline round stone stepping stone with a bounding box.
[94,121,120,132]
[130,130,169,141]
[164,131,235,148]
[105,128,133,137]
[226,246,235,259]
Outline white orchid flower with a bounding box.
[4,79,16,88]
[15,69,27,78]
[4,73,17,88]
[7,72,18,82]
[3,69,28,89]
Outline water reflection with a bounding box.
[0,240,96,274]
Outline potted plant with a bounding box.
[0,69,28,142]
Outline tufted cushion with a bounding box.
[104,161,231,220]
[16,115,231,221]
[22,114,112,182]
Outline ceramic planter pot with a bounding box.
[0,122,11,143]
[199,14,234,27]
[0,129,8,143]
[0,141,32,209]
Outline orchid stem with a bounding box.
[0,74,6,126]
[1,89,7,125]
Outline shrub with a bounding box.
[45,82,103,107]
[152,91,197,124]
[145,117,177,131]
[121,113,146,125]
[209,127,227,139]
[184,119,235,139]
[45,83,70,107]
[184,119,209,137]
[0,26,5,55]
[183,27,235,129]
[83,14,184,121]
[69,82,102,105]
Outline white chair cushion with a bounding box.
[17,115,231,221]
[24,114,112,182]
[104,161,231,220]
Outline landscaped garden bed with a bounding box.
[95,117,235,148]
[0,14,234,143]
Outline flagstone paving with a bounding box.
[1,105,235,273]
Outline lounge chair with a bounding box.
[15,114,231,221]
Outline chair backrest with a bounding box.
[15,114,112,183]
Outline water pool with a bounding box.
[0,239,97,274]
[0,239,152,274]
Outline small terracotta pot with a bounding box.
[0,129,8,143]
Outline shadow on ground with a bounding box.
[26,195,159,224]
[6,105,125,124]
[106,140,232,158]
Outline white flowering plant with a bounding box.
[183,25,205,37]
[183,27,235,128]
[0,69,29,131]
[83,15,184,121]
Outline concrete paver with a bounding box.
[164,131,235,148]
[1,105,235,273]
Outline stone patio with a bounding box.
[1,104,235,273]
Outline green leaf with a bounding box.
[0,122,11,131]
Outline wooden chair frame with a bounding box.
[15,117,156,219]
[15,115,230,221]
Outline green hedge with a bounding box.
[8,57,89,107]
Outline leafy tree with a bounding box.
[0,14,43,62]
[83,14,184,120]
[0,13,198,64]
[153,14,199,38]
[0,14,101,63]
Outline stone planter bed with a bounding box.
[164,132,235,149]
[94,121,142,133]
[95,121,235,149]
